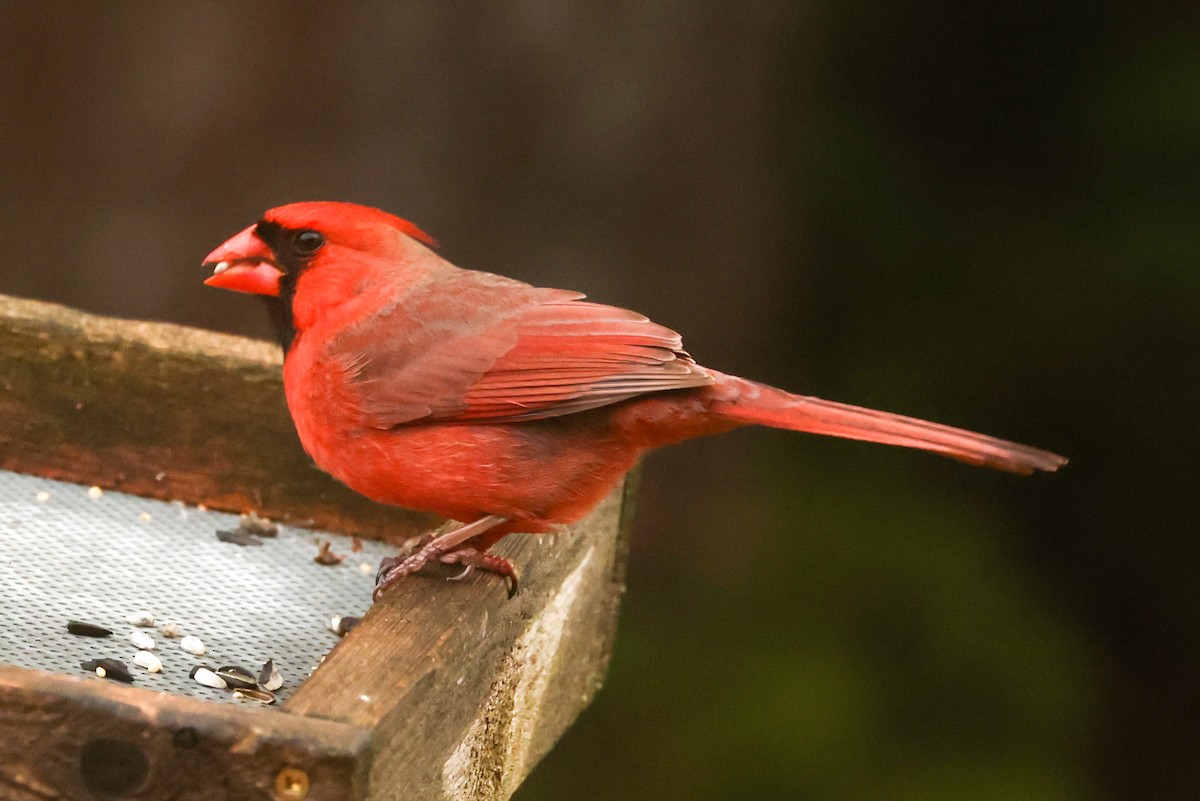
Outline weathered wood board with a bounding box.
[0,294,428,543]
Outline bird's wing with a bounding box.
[332,273,713,427]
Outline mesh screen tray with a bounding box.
[0,470,391,705]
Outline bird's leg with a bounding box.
[374,514,510,600]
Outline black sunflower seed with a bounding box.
[81,658,134,683]
[216,665,257,690]
[67,620,112,637]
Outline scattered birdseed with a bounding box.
[216,665,257,690]
[191,666,226,690]
[258,659,284,692]
[216,528,264,547]
[126,611,156,627]
[129,629,155,650]
[216,511,280,546]
[160,622,180,638]
[35,491,49,502]
[314,540,344,566]
[82,658,134,683]
[87,486,102,500]
[138,512,153,522]
[233,687,276,705]
[180,635,206,656]
[358,562,374,575]
[67,620,112,638]
[238,512,278,538]
[133,650,162,673]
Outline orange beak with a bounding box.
[202,224,284,297]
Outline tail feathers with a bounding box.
[710,376,1067,475]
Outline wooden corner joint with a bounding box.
[441,544,602,800]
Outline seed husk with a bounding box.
[161,622,180,638]
[258,659,284,692]
[67,620,112,638]
[216,665,257,690]
[82,658,134,683]
[328,615,361,637]
[216,528,264,547]
[314,540,344,565]
[232,687,276,705]
[238,512,278,537]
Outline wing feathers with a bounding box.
[343,281,711,427]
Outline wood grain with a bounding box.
[0,294,430,543]
[0,664,370,801]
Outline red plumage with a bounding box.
[203,201,1066,597]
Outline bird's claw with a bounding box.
[447,563,475,582]
[439,548,520,598]
[374,545,519,600]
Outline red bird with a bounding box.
[203,201,1066,598]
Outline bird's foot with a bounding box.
[441,548,520,598]
[373,514,512,601]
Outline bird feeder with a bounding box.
[0,294,631,800]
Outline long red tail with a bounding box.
[708,374,1066,475]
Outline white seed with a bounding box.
[129,629,155,650]
[212,260,230,274]
[133,650,162,673]
[138,512,153,522]
[160,622,179,638]
[87,486,102,499]
[95,666,107,678]
[180,635,205,656]
[126,611,156,627]
[35,491,50,502]
[358,562,373,575]
[192,667,226,689]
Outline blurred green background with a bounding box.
[1,2,1194,799]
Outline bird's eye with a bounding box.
[293,230,325,255]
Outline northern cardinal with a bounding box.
[203,201,1066,598]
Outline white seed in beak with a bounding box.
[212,261,230,275]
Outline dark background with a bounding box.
[2,3,1195,799]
